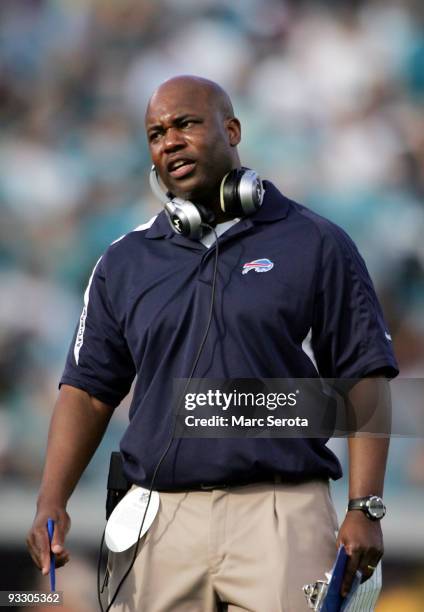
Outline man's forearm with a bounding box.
[37,384,114,507]
[337,377,391,596]
[28,384,114,574]
[347,376,391,497]
[347,437,389,498]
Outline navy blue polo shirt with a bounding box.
[60,181,398,489]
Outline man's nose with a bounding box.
[163,128,185,153]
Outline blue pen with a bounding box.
[47,518,56,592]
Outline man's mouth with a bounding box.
[167,159,196,179]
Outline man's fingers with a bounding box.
[27,544,43,572]
[341,548,362,597]
[51,538,64,554]
[359,553,381,583]
[342,549,381,595]
[26,532,40,569]
[49,521,71,568]
[27,514,71,574]
[337,513,384,596]
[28,537,69,572]
[33,528,51,573]
[54,550,70,568]
[51,519,67,553]
[27,509,72,575]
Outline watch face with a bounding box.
[366,496,386,519]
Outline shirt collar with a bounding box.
[144,209,174,239]
[144,180,290,240]
[250,180,290,223]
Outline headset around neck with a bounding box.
[149,165,264,239]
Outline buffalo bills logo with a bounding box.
[242,258,274,275]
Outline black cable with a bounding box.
[96,527,106,610]
[99,224,220,611]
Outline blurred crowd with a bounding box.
[0,0,423,490]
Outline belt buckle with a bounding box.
[200,484,215,490]
[200,483,229,490]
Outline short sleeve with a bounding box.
[59,257,136,407]
[311,225,399,379]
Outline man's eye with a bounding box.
[149,132,161,142]
[181,120,194,128]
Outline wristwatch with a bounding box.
[348,495,386,521]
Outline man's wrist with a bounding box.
[36,493,68,510]
[347,495,386,521]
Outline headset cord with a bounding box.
[98,224,220,612]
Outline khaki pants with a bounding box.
[107,480,338,612]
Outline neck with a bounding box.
[198,163,241,224]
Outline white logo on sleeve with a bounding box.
[384,331,392,341]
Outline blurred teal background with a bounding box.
[0,1,423,610]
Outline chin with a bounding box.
[169,173,218,204]
[176,184,205,203]
[165,177,197,200]
[188,181,220,204]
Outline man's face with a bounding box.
[145,84,240,204]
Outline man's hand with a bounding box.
[26,506,71,576]
[26,505,71,575]
[337,510,383,597]
[26,385,113,573]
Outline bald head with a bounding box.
[145,74,241,217]
[145,75,235,123]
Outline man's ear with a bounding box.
[225,117,241,147]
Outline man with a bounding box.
[27,76,398,611]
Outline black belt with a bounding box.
[201,473,284,490]
[157,474,285,493]
[156,475,330,493]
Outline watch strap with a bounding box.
[348,495,386,520]
[348,497,369,511]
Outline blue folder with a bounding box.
[321,546,362,612]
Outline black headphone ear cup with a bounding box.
[220,169,244,216]
[221,168,264,217]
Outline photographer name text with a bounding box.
[184,415,309,428]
